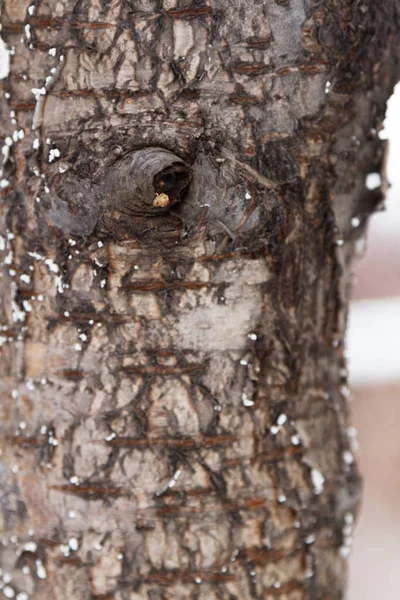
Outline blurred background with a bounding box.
[347,84,400,599]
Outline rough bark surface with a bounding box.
[0,1,399,599]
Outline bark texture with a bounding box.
[0,1,399,599]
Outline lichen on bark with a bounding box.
[0,1,399,599]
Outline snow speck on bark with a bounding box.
[0,37,10,80]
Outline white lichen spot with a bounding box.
[68,537,79,552]
[70,476,79,485]
[22,301,32,313]
[305,534,315,545]
[0,179,10,189]
[245,191,251,200]
[105,432,116,441]
[28,251,43,261]
[48,148,61,163]
[35,560,47,579]
[48,434,58,447]
[11,290,26,323]
[311,469,325,495]
[278,493,286,503]
[3,586,15,599]
[276,413,287,426]
[40,425,47,435]
[44,259,59,273]
[20,274,31,284]
[74,343,82,352]
[355,234,367,256]
[346,426,359,453]
[365,172,382,190]
[343,450,354,465]
[31,87,46,100]
[248,333,257,341]
[23,541,37,553]
[351,216,361,228]
[68,511,76,519]
[16,593,29,600]
[28,5,35,15]
[168,469,182,489]
[194,577,202,584]
[270,414,287,435]
[291,434,301,445]
[100,279,106,288]
[344,512,354,533]
[325,81,331,94]
[340,384,351,398]
[241,393,254,407]
[97,241,103,247]
[19,421,26,430]
[0,39,10,80]
[336,239,344,246]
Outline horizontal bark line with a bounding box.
[166,6,213,18]
[1,6,214,34]
[119,280,214,292]
[105,433,237,448]
[121,364,206,375]
[6,433,311,456]
[139,571,306,594]
[2,18,116,32]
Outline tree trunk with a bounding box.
[0,2,398,599]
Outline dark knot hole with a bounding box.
[153,163,192,201]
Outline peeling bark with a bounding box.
[0,1,399,599]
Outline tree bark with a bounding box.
[0,1,399,599]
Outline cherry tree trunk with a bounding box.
[0,1,399,599]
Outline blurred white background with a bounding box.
[348,83,400,599]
